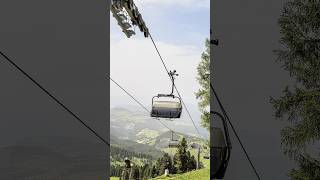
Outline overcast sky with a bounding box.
[110,0,210,137]
[110,0,209,108]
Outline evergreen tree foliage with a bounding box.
[174,138,189,173]
[172,138,197,173]
[151,165,158,178]
[110,165,123,177]
[152,138,199,177]
[155,153,173,175]
[188,154,197,171]
[271,0,320,179]
[196,39,210,130]
[290,155,320,180]
[110,146,154,163]
[116,163,157,180]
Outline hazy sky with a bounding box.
[110,0,209,108]
[110,0,210,137]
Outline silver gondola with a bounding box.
[190,143,200,149]
[168,140,179,148]
[151,70,182,119]
[151,94,182,118]
[168,131,179,148]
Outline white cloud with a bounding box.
[135,0,210,9]
[110,35,202,109]
[110,3,209,137]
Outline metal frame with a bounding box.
[211,111,232,179]
[151,94,181,106]
[168,131,179,148]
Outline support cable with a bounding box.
[211,83,261,180]
[148,33,201,137]
[108,76,175,132]
[0,50,110,146]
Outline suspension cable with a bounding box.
[148,33,201,137]
[211,84,261,180]
[108,76,175,132]
[0,50,110,146]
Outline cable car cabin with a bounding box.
[151,95,182,118]
[190,143,200,149]
[168,140,179,148]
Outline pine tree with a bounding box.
[162,153,173,173]
[196,39,210,131]
[271,0,320,179]
[141,164,149,180]
[155,153,173,175]
[173,138,189,173]
[151,165,158,178]
[132,165,140,180]
[188,155,197,171]
[290,155,320,180]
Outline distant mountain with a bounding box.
[110,135,163,159]
[110,106,210,179]
[110,106,209,144]
[110,106,209,155]
[154,131,209,149]
[0,136,106,180]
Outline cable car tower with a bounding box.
[111,0,149,38]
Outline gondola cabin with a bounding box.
[168,140,179,148]
[151,95,182,118]
[190,143,200,149]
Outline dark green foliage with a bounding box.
[272,0,320,179]
[153,138,198,177]
[270,88,320,157]
[274,0,320,89]
[111,146,155,162]
[196,39,210,131]
[173,138,197,174]
[155,153,174,175]
[111,146,158,179]
[174,138,189,173]
[110,165,123,177]
[132,166,140,180]
[290,155,320,180]
[115,163,157,180]
[151,165,158,178]
[187,154,197,171]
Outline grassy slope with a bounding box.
[150,153,210,180]
[150,168,209,180]
[110,158,209,180]
[110,131,210,180]
[111,168,209,180]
